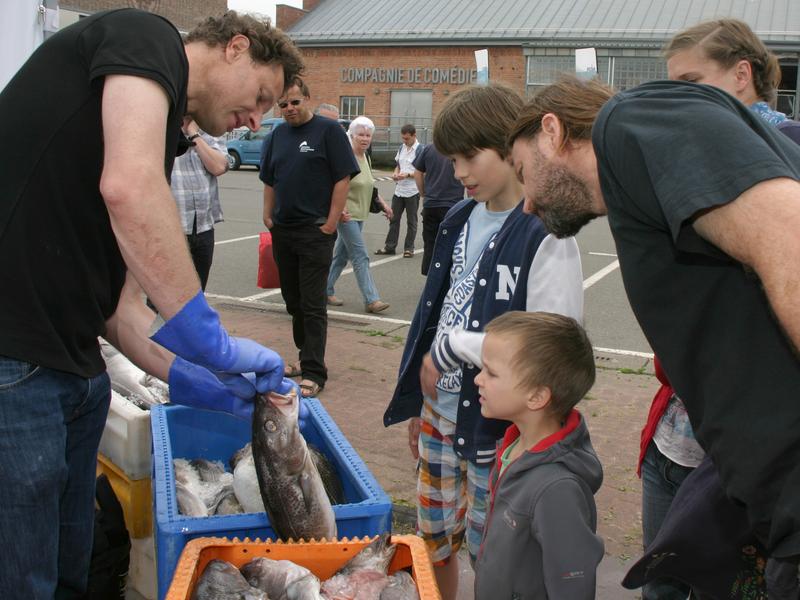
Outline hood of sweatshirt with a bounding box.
[494,409,603,494]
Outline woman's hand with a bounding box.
[381,196,393,220]
[340,209,352,223]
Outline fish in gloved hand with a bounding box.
[252,385,337,541]
[231,440,345,515]
[191,559,266,600]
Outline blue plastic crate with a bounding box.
[151,401,392,600]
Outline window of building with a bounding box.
[340,96,365,120]
[611,57,668,91]
[525,55,610,96]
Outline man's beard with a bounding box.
[532,161,598,238]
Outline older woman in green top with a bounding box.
[326,116,392,313]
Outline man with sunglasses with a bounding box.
[260,77,359,398]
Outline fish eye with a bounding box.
[266,420,277,432]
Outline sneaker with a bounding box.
[366,300,390,313]
[375,248,395,255]
[327,295,343,306]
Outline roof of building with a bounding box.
[288,0,800,48]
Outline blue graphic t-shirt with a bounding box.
[430,202,514,422]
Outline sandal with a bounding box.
[299,379,323,398]
[284,361,302,378]
[403,251,414,258]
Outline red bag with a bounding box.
[257,231,280,289]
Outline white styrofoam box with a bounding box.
[99,390,152,480]
[127,536,156,600]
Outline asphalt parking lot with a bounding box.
[208,167,653,361]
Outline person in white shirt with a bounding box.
[376,123,422,258]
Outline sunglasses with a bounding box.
[278,99,302,109]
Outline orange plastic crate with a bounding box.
[165,535,440,600]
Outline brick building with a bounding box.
[60,0,226,32]
[279,0,800,147]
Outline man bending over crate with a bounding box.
[0,9,303,598]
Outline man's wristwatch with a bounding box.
[187,133,200,141]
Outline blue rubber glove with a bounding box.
[168,357,257,419]
[151,291,284,393]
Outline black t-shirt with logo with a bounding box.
[412,143,464,209]
[594,80,800,554]
[0,9,187,377]
[259,115,359,226]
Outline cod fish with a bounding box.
[241,557,322,600]
[232,442,345,515]
[252,389,337,541]
[309,444,346,506]
[231,443,267,514]
[191,559,267,600]
[321,533,397,600]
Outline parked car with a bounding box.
[226,117,284,170]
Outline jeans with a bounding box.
[187,222,215,291]
[383,193,419,253]
[421,205,450,275]
[0,355,111,599]
[641,443,694,600]
[271,224,336,387]
[327,220,380,305]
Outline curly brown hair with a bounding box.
[187,11,304,88]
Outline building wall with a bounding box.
[298,45,525,126]
[61,0,226,32]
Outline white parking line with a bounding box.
[209,251,648,358]
[588,251,617,257]
[208,293,653,358]
[594,346,654,359]
[215,234,259,246]
[583,260,620,290]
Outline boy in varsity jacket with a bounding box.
[383,84,583,599]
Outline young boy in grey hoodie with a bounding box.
[452,311,603,599]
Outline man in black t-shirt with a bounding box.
[0,9,304,597]
[412,143,465,275]
[508,78,800,585]
[260,78,359,397]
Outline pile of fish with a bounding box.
[191,533,420,600]
[100,337,169,409]
[175,389,344,541]
[175,458,242,517]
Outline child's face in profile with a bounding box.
[475,332,529,421]
[449,149,517,206]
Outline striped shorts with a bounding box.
[416,400,492,565]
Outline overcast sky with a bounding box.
[227,0,303,24]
